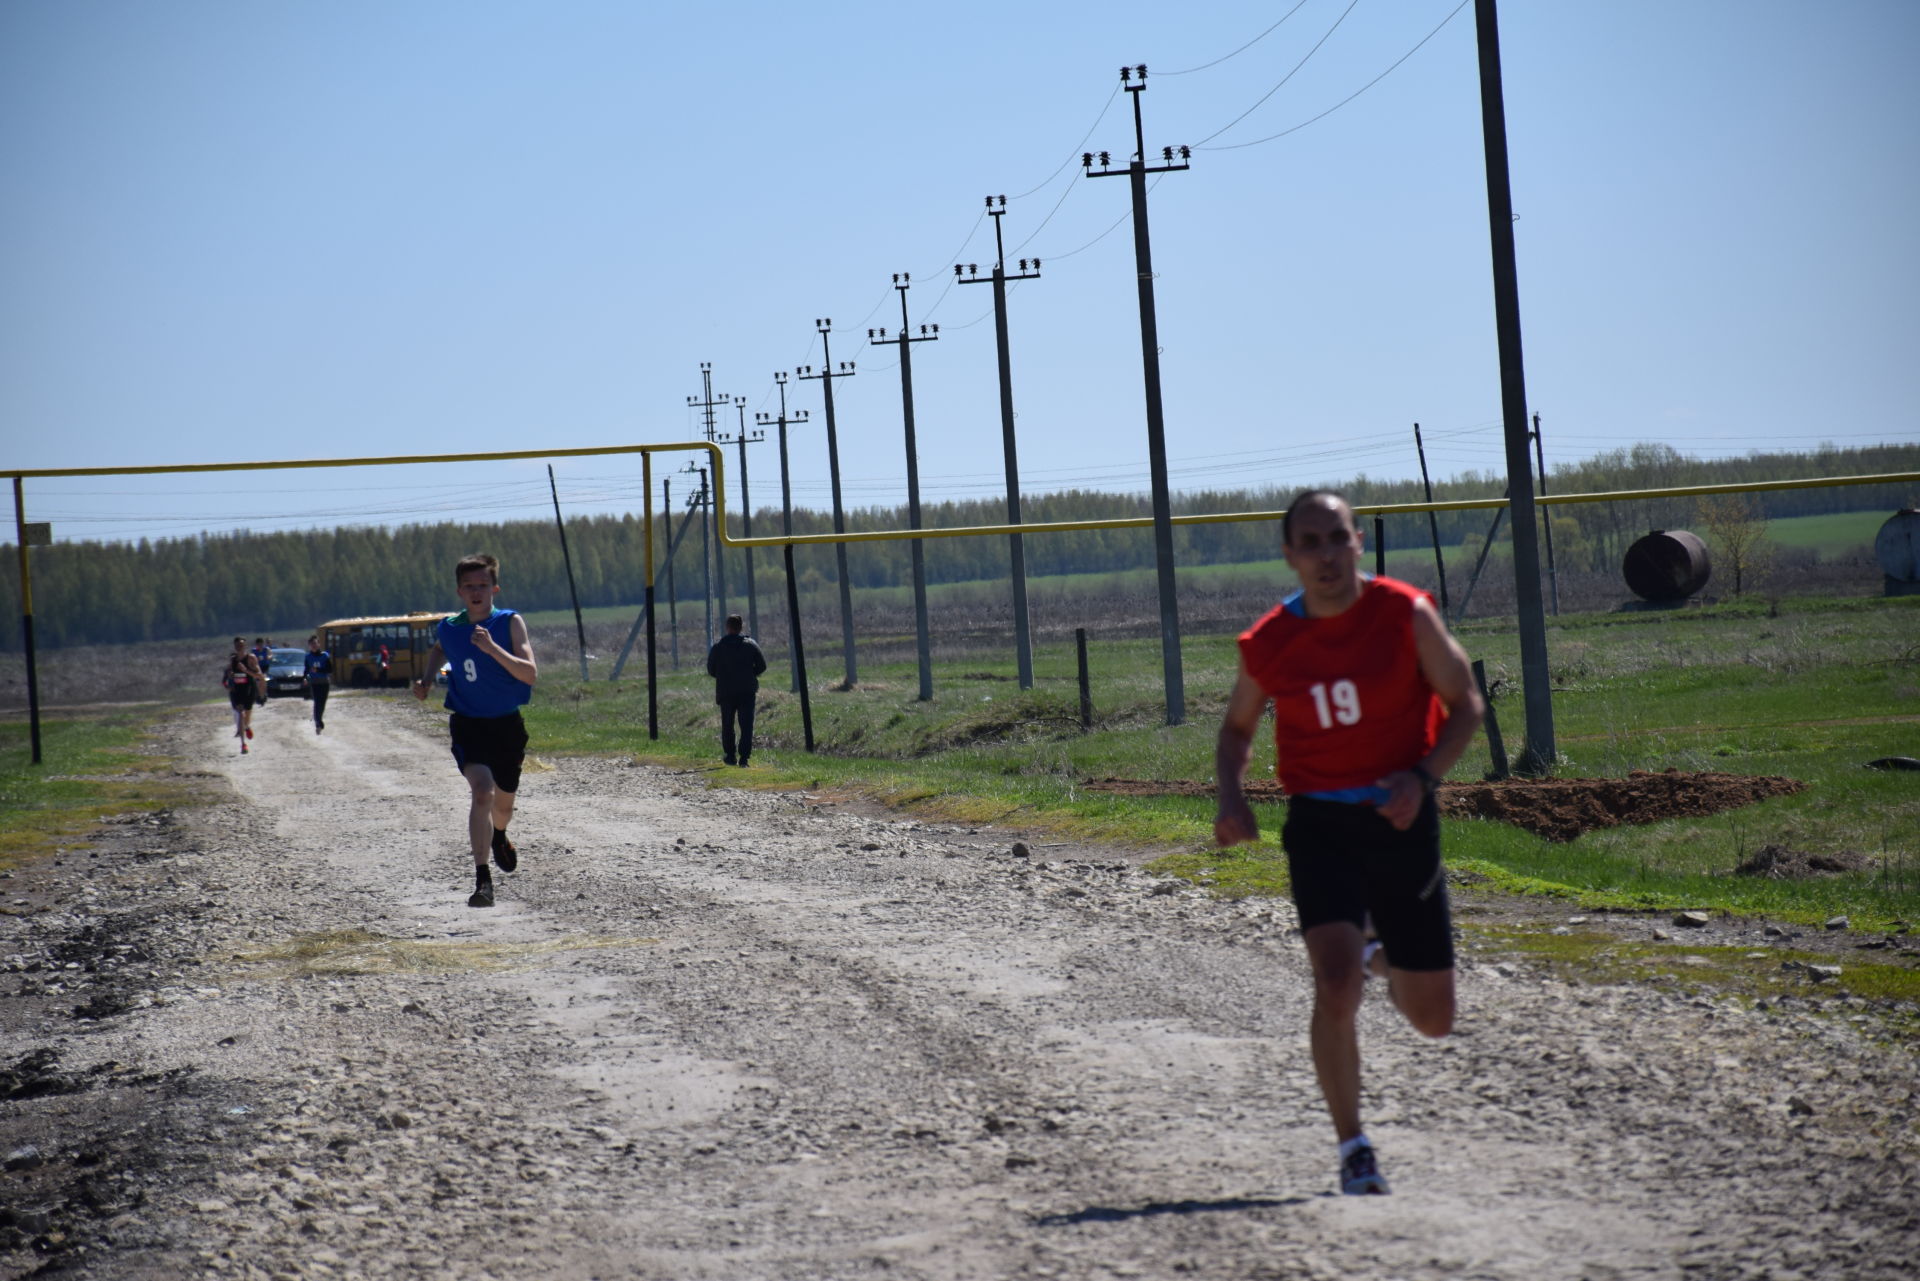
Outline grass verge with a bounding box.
[0,711,196,874]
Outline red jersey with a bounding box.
[1237,575,1443,795]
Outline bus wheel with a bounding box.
[351,669,373,689]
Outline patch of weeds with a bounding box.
[1147,844,1291,900]
[1464,924,1920,1032]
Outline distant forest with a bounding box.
[4,442,1915,649]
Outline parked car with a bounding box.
[263,648,307,699]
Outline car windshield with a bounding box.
[270,649,305,667]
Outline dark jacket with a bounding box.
[706,633,767,704]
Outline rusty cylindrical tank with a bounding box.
[1623,529,1712,601]
[1875,509,1920,583]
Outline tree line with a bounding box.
[3,442,1913,649]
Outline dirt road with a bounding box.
[3,695,1916,1279]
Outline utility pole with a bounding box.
[869,274,938,701]
[662,476,678,669]
[546,464,591,681]
[686,363,730,624]
[1413,423,1451,612]
[1474,0,1555,772]
[1085,64,1191,726]
[1533,412,1560,616]
[719,399,766,639]
[757,371,810,693]
[682,463,713,652]
[956,195,1040,689]
[797,320,859,688]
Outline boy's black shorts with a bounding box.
[1281,794,1454,972]
[449,711,528,794]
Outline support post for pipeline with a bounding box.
[1076,628,1092,731]
[1473,658,1509,780]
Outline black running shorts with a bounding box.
[1281,794,1454,972]
[448,711,528,794]
[228,683,257,710]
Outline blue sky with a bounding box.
[3,1,1915,544]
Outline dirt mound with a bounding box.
[1083,769,1807,842]
[1734,843,1869,879]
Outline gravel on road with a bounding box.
[3,694,1916,1280]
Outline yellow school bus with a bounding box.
[316,613,444,688]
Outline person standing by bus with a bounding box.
[413,553,537,908]
[1214,490,1483,1196]
[303,634,333,734]
[224,637,264,753]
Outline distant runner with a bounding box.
[413,553,538,909]
[303,634,332,734]
[224,637,265,754]
[1214,490,1483,1196]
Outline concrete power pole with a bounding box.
[718,399,766,640]
[797,321,859,688]
[756,372,810,693]
[686,364,730,625]
[1473,0,1555,772]
[1085,65,1191,726]
[955,195,1040,690]
[869,274,938,702]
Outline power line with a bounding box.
[1192,0,1363,148]
[1199,0,1472,152]
[1008,82,1122,200]
[1160,1,1315,76]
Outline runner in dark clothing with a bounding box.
[303,634,333,734]
[224,637,264,753]
[706,614,767,767]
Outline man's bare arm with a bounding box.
[1214,666,1270,847]
[1375,597,1485,830]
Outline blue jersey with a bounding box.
[304,650,332,681]
[438,609,532,718]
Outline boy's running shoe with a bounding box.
[491,830,517,873]
[467,879,494,908]
[245,726,254,740]
[1340,1142,1390,1195]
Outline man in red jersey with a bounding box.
[1215,490,1483,1196]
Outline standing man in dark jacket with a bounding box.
[706,614,768,767]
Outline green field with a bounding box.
[514,507,1896,632]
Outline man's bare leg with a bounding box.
[1385,967,1455,1037]
[1303,921,1367,1141]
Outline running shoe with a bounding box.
[467,878,494,909]
[1340,1142,1390,1195]
[491,830,517,873]
[245,726,254,740]
[240,742,249,755]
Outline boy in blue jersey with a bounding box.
[412,553,538,908]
